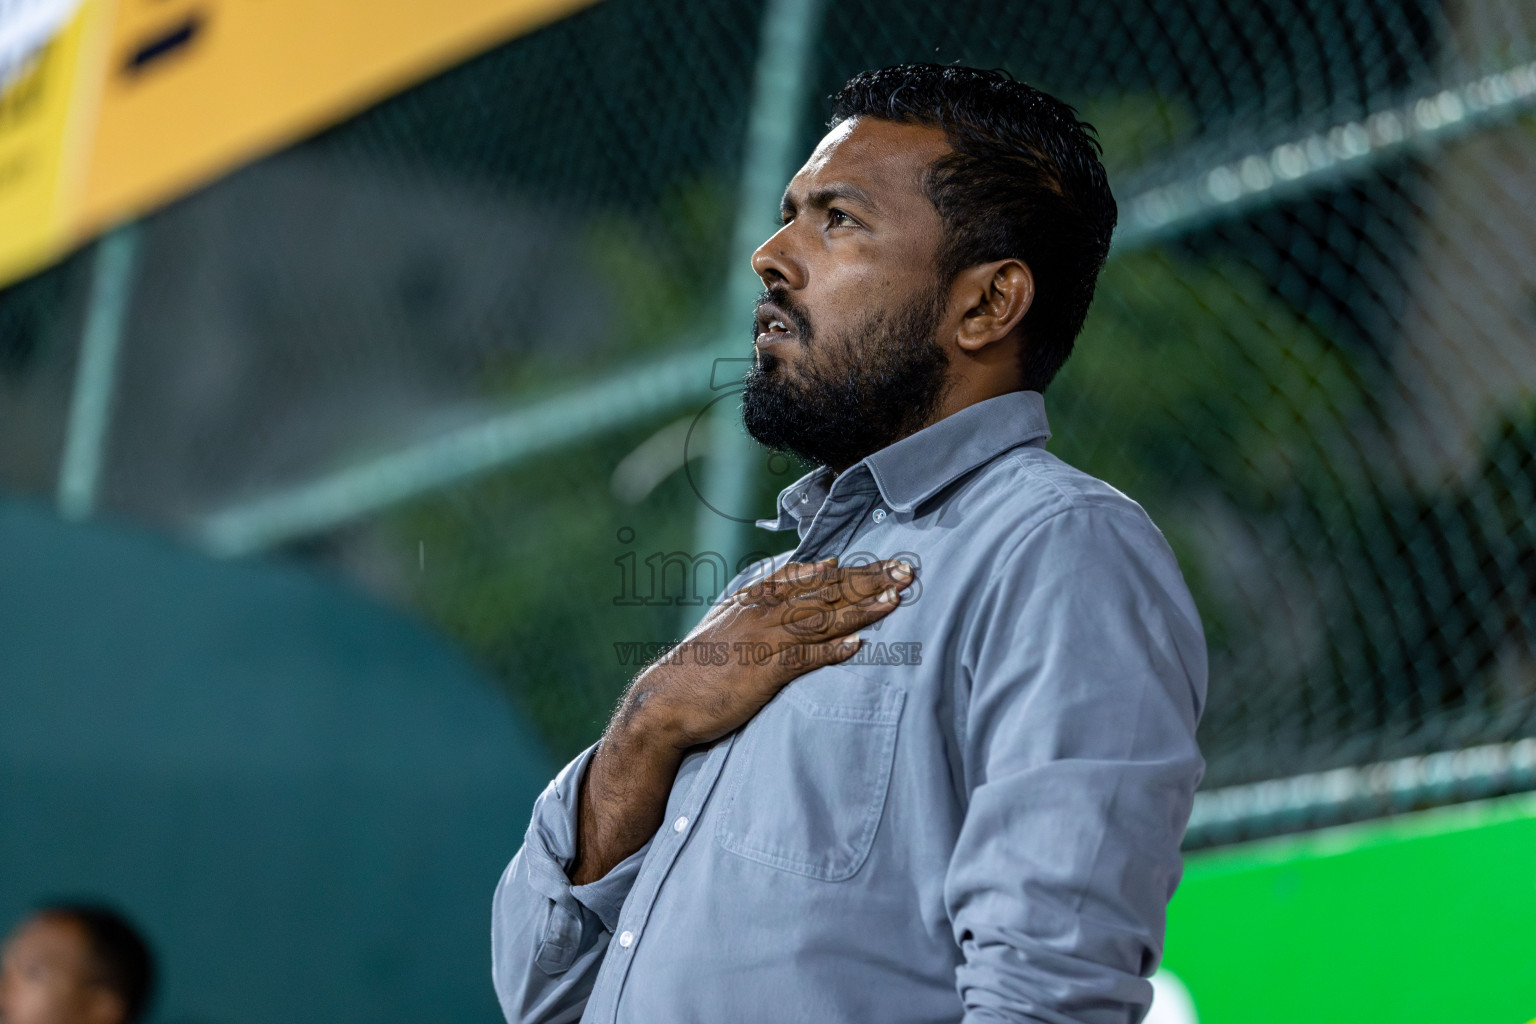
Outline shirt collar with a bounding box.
[757,390,1051,532]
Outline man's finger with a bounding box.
[758,557,836,594]
[788,582,851,605]
[828,560,915,602]
[827,588,905,633]
[772,634,863,669]
[754,557,913,605]
[775,560,843,598]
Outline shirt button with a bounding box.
[673,815,689,833]
[872,508,887,523]
[619,930,635,948]
[799,492,809,503]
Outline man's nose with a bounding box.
[751,226,806,290]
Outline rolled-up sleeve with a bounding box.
[945,505,1207,1024]
[492,744,650,1024]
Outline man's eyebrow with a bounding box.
[780,181,880,214]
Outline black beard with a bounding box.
[741,286,951,472]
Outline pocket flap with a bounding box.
[715,665,905,882]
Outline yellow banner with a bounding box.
[0,0,599,287]
[0,1,106,285]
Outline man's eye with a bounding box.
[829,209,856,227]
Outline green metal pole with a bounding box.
[58,224,139,521]
[688,0,824,621]
[197,344,717,557]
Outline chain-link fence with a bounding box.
[3,0,1535,840]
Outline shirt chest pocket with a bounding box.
[714,665,905,882]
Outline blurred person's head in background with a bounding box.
[744,63,1116,471]
[0,906,155,1024]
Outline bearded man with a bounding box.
[492,63,1206,1024]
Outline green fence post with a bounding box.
[58,224,139,521]
[687,0,824,624]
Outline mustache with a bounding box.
[754,288,814,339]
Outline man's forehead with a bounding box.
[7,916,88,962]
[787,116,950,203]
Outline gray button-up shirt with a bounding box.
[493,390,1207,1024]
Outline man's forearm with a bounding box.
[569,705,685,886]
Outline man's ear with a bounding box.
[953,259,1034,354]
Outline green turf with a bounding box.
[1162,794,1536,1024]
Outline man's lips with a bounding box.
[754,301,799,348]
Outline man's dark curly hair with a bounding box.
[830,64,1116,392]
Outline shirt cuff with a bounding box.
[571,840,650,932]
[523,743,649,933]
